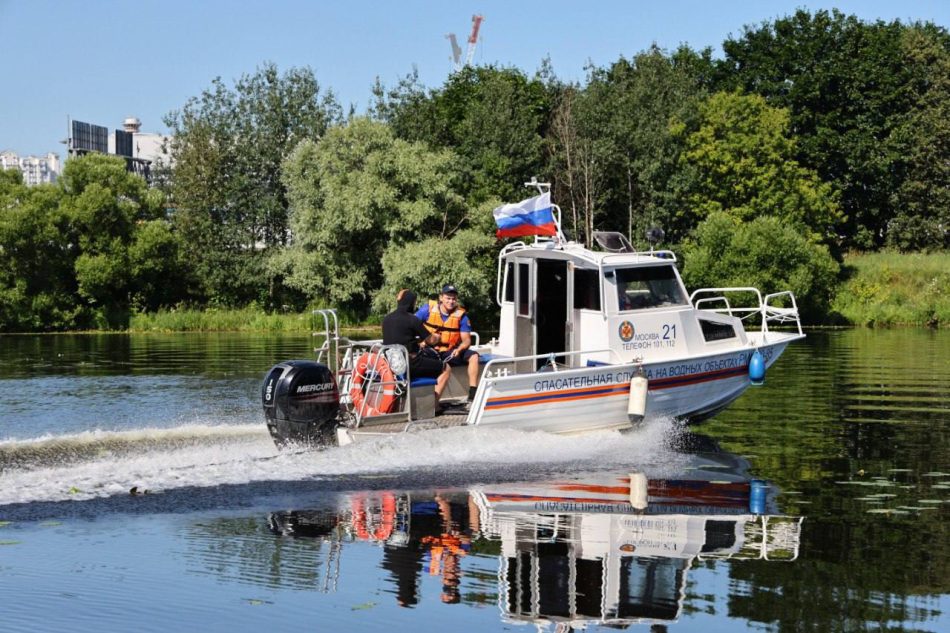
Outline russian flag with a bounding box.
[492,192,558,239]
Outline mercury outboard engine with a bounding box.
[262,360,340,448]
[267,509,339,538]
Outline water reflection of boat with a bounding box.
[267,450,802,625]
[475,459,802,628]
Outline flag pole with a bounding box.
[523,177,564,244]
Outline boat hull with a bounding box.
[469,336,796,434]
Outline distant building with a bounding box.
[0,150,61,186]
[108,117,170,167]
[66,116,171,184]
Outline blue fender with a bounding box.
[749,349,765,385]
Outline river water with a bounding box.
[0,330,947,632]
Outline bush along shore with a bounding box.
[118,251,950,333]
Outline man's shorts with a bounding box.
[438,349,478,367]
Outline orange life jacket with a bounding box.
[423,300,466,352]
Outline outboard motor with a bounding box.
[262,360,340,448]
[267,510,339,538]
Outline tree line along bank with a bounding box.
[1,9,948,332]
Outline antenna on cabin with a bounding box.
[524,176,550,195]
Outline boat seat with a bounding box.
[407,376,437,420]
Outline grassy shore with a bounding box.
[831,251,950,327]
[128,307,380,333]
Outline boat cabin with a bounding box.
[493,233,748,368]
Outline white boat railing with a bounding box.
[312,309,343,372]
[688,288,803,338]
[599,250,678,265]
[480,348,626,379]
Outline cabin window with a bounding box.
[573,268,601,311]
[504,262,514,302]
[615,266,687,311]
[517,262,530,316]
[700,319,736,342]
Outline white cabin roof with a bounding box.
[500,239,677,268]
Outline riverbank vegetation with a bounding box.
[119,251,950,332]
[831,252,950,327]
[1,9,948,332]
[127,306,380,333]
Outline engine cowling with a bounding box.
[262,360,340,448]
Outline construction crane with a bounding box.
[446,14,484,72]
[465,14,484,66]
[446,33,462,68]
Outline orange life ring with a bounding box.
[350,352,398,417]
[352,493,396,541]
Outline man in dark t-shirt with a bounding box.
[382,289,447,381]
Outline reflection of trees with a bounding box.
[725,517,948,632]
[699,330,950,631]
[0,333,316,379]
[182,516,341,592]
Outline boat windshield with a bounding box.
[615,266,688,311]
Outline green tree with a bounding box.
[374,225,497,321]
[549,46,713,246]
[0,154,186,331]
[683,211,839,322]
[886,27,950,250]
[60,154,169,327]
[373,65,552,204]
[673,91,842,242]
[0,173,75,331]
[718,9,950,249]
[163,63,341,307]
[681,212,840,321]
[546,83,609,246]
[277,117,481,315]
[129,219,190,312]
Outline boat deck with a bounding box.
[344,403,470,440]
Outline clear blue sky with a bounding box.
[2,0,948,156]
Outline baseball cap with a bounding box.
[441,284,458,295]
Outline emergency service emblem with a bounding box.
[618,320,635,342]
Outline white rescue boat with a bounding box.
[262,182,804,447]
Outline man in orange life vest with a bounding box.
[415,284,480,408]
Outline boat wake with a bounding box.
[0,417,690,508]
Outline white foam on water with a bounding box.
[0,417,687,506]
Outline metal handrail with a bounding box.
[695,296,733,315]
[690,287,763,307]
[763,291,804,336]
[480,348,625,379]
[312,309,341,372]
[599,250,678,265]
[496,241,528,306]
[689,287,802,341]
[342,342,412,427]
